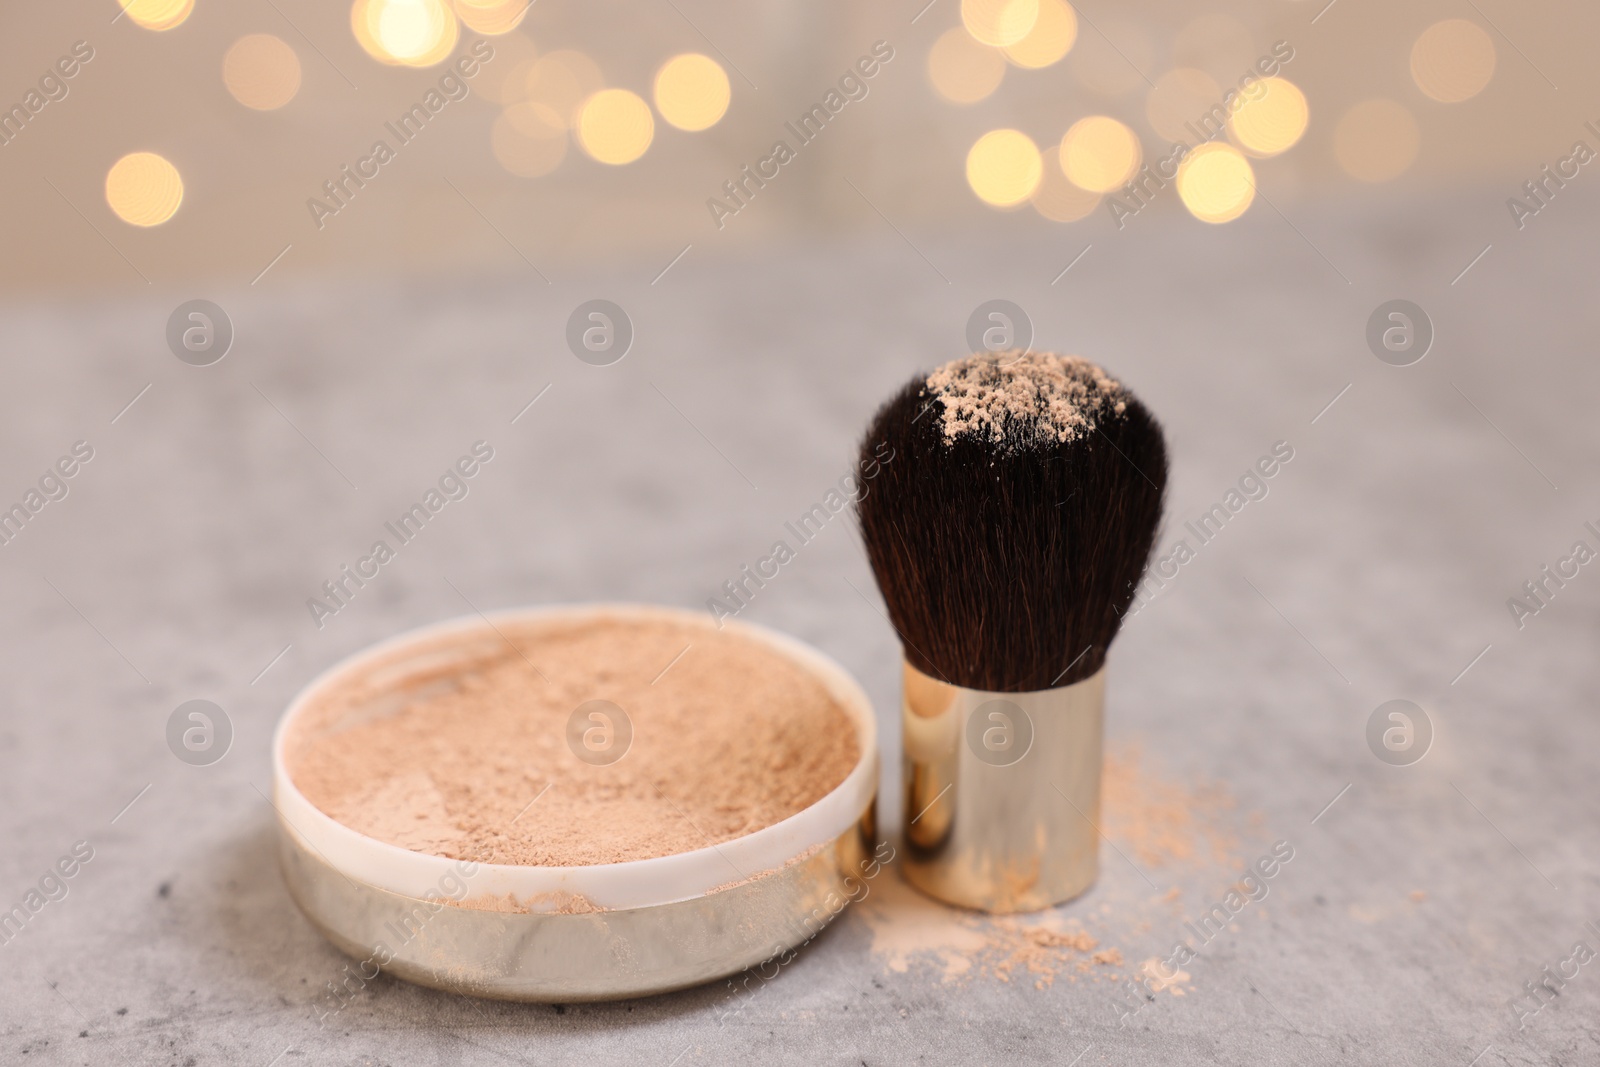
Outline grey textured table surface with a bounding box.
[2,191,1598,1066]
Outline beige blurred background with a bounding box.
[0,0,1593,290]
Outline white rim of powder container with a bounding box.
[272,603,878,913]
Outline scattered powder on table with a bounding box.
[286,615,859,867]
[856,875,1114,990]
[924,351,1127,448]
[1136,957,1190,995]
[857,743,1244,993]
[1101,741,1239,870]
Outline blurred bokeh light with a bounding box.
[105,152,184,227]
[1227,77,1307,158]
[577,88,654,165]
[1060,116,1141,194]
[0,0,1587,286]
[928,27,1007,104]
[118,0,194,32]
[452,0,527,36]
[1001,0,1076,69]
[967,128,1043,207]
[653,54,730,132]
[222,35,302,112]
[961,0,1040,49]
[353,0,459,68]
[1176,141,1254,222]
[1411,20,1496,103]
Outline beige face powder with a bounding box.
[925,351,1128,448]
[285,615,861,868]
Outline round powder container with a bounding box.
[272,604,879,1002]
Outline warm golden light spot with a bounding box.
[1228,77,1307,157]
[577,88,654,165]
[223,35,302,111]
[1146,68,1222,144]
[1411,20,1496,103]
[118,0,193,31]
[1176,142,1254,223]
[1002,0,1076,69]
[354,0,457,67]
[962,0,1039,48]
[524,50,604,128]
[653,54,730,131]
[1059,115,1140,193]
[1032,160,1099,222]
[927,28,1006,104]
[1334,99,1420,183]
[453,0,526,35]
[493,105,566,177]
[105,152,183,227]
[966,129,1043,208]
[385,0,458,66]
[351,0,385,61]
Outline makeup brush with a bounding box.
[855,350,1167,912]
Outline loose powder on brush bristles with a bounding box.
[924,351,1129,448]
[286,616,859,870]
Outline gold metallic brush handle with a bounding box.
[901,660,1104,913]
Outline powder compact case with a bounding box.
[272,604,879,1002]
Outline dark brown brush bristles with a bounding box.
[855,355,1168,692]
